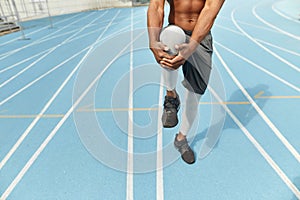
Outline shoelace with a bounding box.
[164,97,179,109]
[177,141,191,154]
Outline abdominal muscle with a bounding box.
[168,0,205,31]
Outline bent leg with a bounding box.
[162,67,178,91]
[179,88,201,136]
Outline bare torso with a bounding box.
[168,0,205,31]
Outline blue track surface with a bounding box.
[0,0,300,199]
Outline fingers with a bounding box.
[158,43,175,59]
[175,43,191,60]
[158,51,175,60]
[160,55,185,70]
[151,42,174,60]
[160,61,182,70]
[158,42,169,52]
[162,55,185,65]
[159,52,174,59]
[150,41,184,65]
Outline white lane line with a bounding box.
[0,47,89,107]
[255,38,300,57]
[214,23,300,57]
[0,17,140,74]
[0,23,135,106]
[217,15,279,33]
[0,50,46,74]
[0,10,115,171]
[0,27,105,75]
[126,8,134,200]
[0,50,84,171]
[0,12,96,61]
[0,11,108,89]
[0,29,78,60]
[0,12,83,47]
[156,75,164,200]
[252,4,300,40]
[0,28,146,200]
[0,17,124,61]
[214,47,300,163]
[0,19,141,74]
[0,16,121,59]
[214,24,244,35]
[3,20,141,76]
[272,3,300,24]
[208,85,300,199]
[214,41,300,92]
[231,9,300,73]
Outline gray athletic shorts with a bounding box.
[182,30,213,95]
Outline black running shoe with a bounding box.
[162,93,180,128]
[174,134,195,164]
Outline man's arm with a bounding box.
[147,0,165,45]
[147,0,174,64]
[161,0,225,69]
[190,0,225,46]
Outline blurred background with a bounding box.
[0,0,149,35]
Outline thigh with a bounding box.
[182,33,213,95]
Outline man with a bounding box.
[147,0,225,164]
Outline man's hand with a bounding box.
[150,41,176,66]
[160,41,197,70]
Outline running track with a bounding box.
[0,0,300,199]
